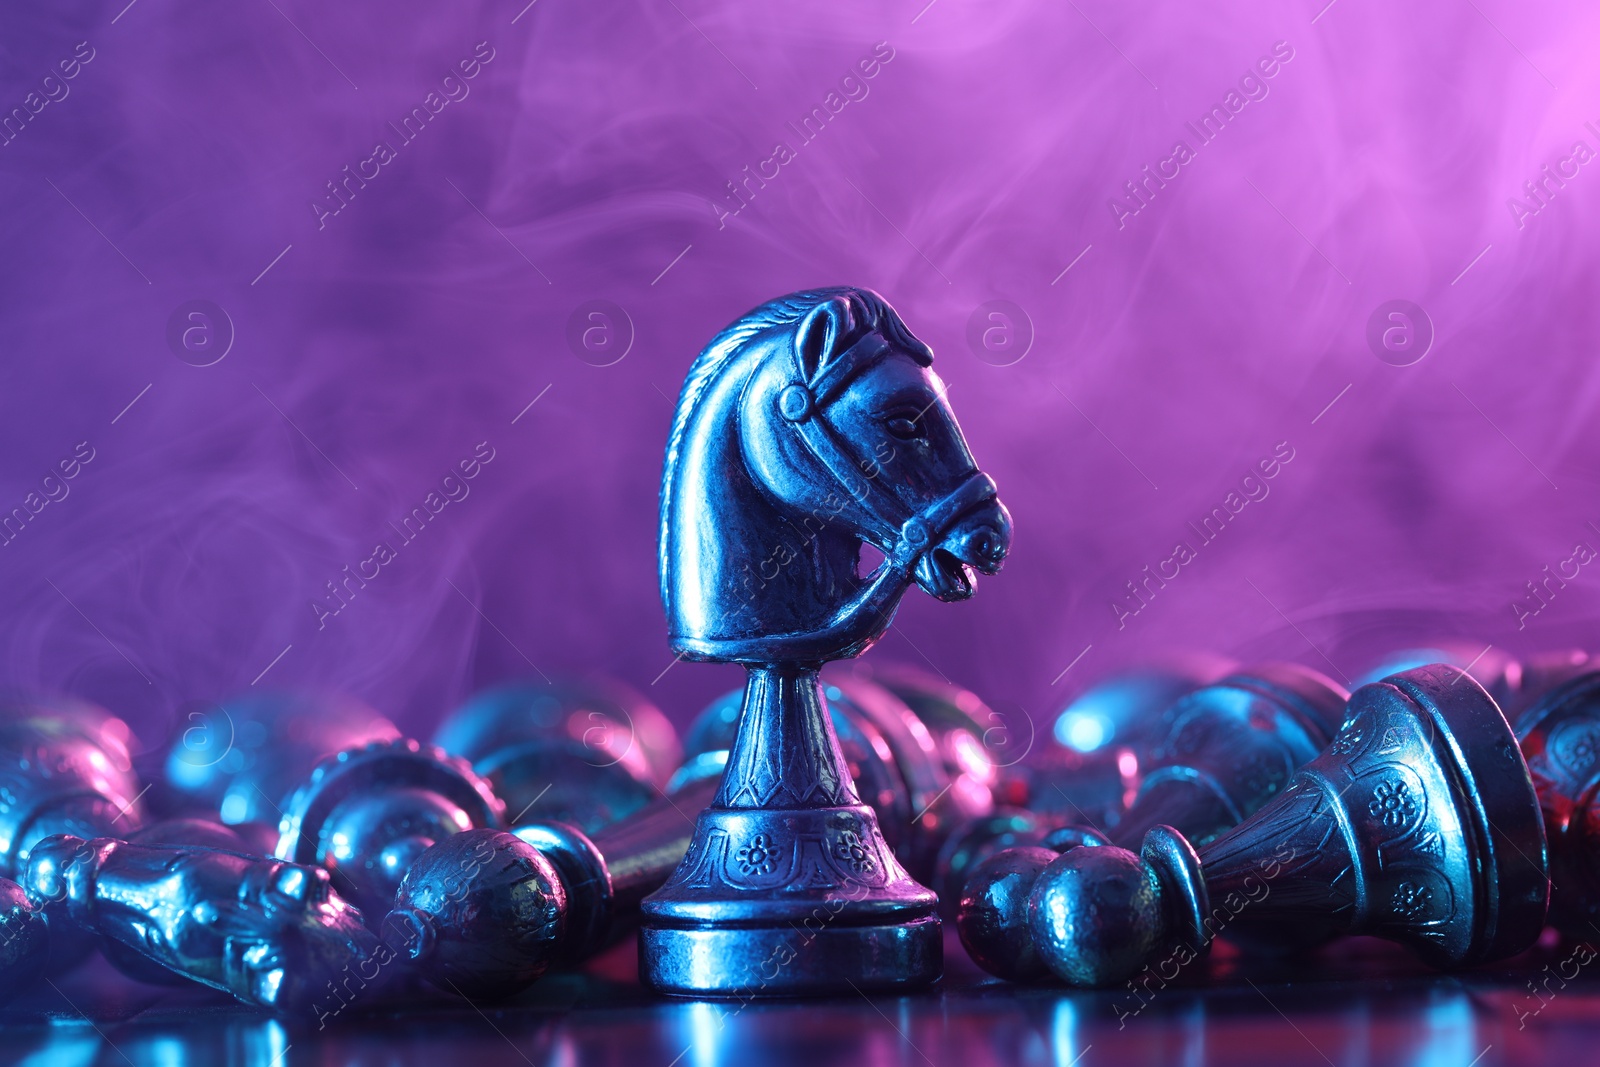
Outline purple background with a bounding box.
[3,0,1596,755]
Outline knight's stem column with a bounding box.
[639,664,941,996]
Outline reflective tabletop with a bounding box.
[3,930,1594,1067]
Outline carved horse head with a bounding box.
[661,287,1011,664]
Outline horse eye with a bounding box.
[885,415,921,439]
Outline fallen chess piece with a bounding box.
[939,662,1346,924]
[958,665,1549,986]
[0,696,148,972]
[274,738,504,924]
[844,662,1002,825]
[23,832,387,1018]
[431,678,680,835]
[1055,655,1240,755]
[98,818,262,986]
[384,821,659,1000]
[1107,662,1348,848]
[0,695,146,877]
[1514,665,1600,939]
[1012,656,1235,829]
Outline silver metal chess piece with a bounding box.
[641,288,1011,996]
[0,696,147,972]
[845,662,1003,816]
[0,695,146,878]
[23,832,386,1018]
[1050,654,1238,755]
[274,738,504,923]
[1513,662,1600,939]
[945,662,1345,930]
[1011,656,1234,828]
[431,677,681,835]
[1106,662,1348,848]
[958,665,1549,986]
[98,818,262,986]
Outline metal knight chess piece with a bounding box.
[958,665,1549,986]
[640,288,1011,996]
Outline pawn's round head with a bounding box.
[384,829,568,1001]
[276,739,504,926]
[319,786,474,919]
[956,845,1058,982]
[1027,845,1164,987]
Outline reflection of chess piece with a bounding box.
[275,739,504,923]
[432,678,680,835]
[958,666,1549,986]
[99,818,260,985]
[160,691,397,837]
[24,833,385,1018]
[0,877,47,1005]
[1513,667,1600,938]
[642,289,1010,995]
[1106,663,1348,849]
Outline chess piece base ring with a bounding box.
[640,915,942,997]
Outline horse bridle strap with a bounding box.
[777,331,996,568]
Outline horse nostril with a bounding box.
[965,527,1004,567]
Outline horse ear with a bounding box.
[793,296,856,383]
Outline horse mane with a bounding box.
[659,287,932,595]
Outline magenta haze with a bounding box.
[1,1,1597,750]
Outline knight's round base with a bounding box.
[640,916,942,997]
